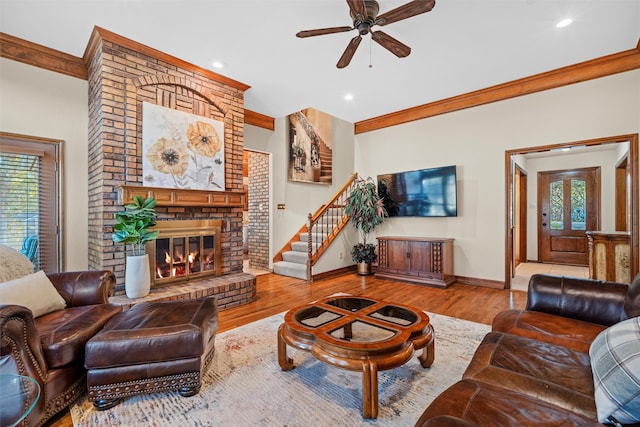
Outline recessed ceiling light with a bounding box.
[212,61,226,69]
[344,93,354,101]
[556,18,573,28]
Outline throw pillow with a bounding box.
[0,270,67,317]
[590,316,640,425]
[0,244,35,283]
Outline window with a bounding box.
[0,132,62,272]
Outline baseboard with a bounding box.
[312,267,506,290]
[312,265,357,281]
[455,275,505,289]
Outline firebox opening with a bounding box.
[146,219,223,287]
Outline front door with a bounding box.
[538,167,600,265]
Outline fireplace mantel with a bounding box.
[118,185,245,208]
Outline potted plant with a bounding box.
[112,195,159,298]
[345,176,387,275]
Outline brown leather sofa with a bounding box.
[416,272,640,427]
[1,271,121,427]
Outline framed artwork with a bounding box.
[142,102,225,190]
[288,108,332,185]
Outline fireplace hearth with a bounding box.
[146,219,223,287]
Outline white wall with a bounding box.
[244,113,358,274]
[355,70,640,283]
[0,58,89,271]
[2,54,638,282]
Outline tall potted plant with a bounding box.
[345,176,387,275]
[112,195,159,298]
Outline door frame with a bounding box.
[505,134,639,288]
[513,164,527,271]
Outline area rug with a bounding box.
[71,311,489,426]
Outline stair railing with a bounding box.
[305,172,358,279]
[272,173,358,281]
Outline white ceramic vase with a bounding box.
[125,254,151,298]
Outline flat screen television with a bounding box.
[377,165,458,217]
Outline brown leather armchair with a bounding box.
[1,271,122,427]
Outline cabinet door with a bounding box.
[386,240,411,271]
[408,241,432,273]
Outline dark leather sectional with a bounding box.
[416,273,640,427]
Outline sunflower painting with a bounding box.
[142,102,225,190]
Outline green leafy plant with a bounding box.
[112,195,159,256]
[345,176,387,263]
[350,243,378,264]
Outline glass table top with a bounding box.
[291,297,424,345]
[329,320,396,342]
[369,305,418,326]
[0,374,40,427]
[325,297,376,312]
[296,306,343,328]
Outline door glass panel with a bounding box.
[550,180,564,230]
[571,179,586,230]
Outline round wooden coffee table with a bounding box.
[277,295,434,419]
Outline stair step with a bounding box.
[282,250,308,264]
[273,261,307,280]
[307,223,339,233]
[291,241,319,252]
[298,233,328,243]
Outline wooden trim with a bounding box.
[454,275,506,290]
[355,46,640,134]
[118,185,245,208]
[311,265,358,281]
[615,156,629,232]
[245,109,275,130]
[83,26,250,92]
[4,29,637,134]
[0,32,87,80]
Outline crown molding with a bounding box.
[84,26,250,92]
[3,30,637,134]
[0,32,87,79]
[1,30,276,129]
[354,44,640,134]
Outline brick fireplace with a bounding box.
[84,26,256,304]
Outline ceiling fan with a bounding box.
[296,0,436,69]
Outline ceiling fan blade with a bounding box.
[296,26,353,38]
[375,0,436,26]
[346,0,366,20]
[371,31,411,58]
[337,35,362,68]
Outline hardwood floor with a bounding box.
[47,271,527,426]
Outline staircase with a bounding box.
[318,138,333,184]
[273,174,358,280]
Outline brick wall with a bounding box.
[248,151,270,270]
[85,29,249,293]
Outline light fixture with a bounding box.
[344,93,354,101]
[556,18,573,28]
[212,61,226,69]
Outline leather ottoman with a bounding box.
[84,297,218,410]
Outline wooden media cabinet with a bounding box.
[376,236,455,288]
